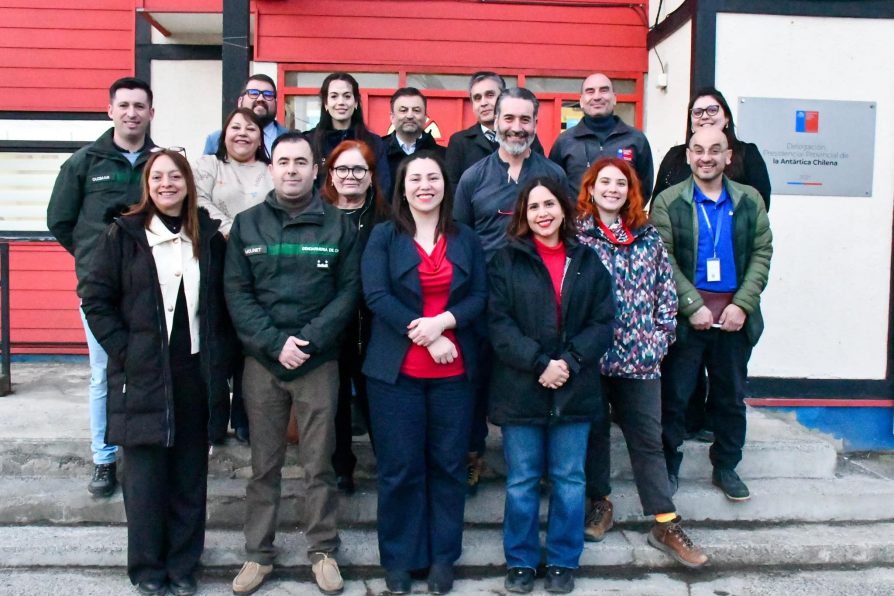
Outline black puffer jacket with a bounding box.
[487,237,615,426]
[80,210,236,446]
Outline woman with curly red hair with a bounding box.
[576,157,708,568]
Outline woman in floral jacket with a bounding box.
[576,157,708,568]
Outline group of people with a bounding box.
[46,69,773,596]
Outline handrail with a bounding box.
[0,241,10,395]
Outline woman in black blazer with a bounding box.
[361,151,487,595]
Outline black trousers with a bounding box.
[332,343,373,478]
[585,377,676,516]
[230,354,248,432]
[122,362,209,585]
[661,328,752,477]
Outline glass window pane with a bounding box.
[560,100,637,130]
[284,71,398,89]
[526,77,582,94]
[407,73,518,91]
[613,79,637,95]
[286,96,322,131]
[0,152,73,232]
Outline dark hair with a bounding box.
[577,158,647,230]
[271,131,317,163]
[389,87,427,111]
[126,150,200,258]
[321,140,386,216]
[109,77,153,106]
[686,87,745,179]
[468,71,506,95]
[246,73,277,95]
[496,87,540,120]
[312,72,377,166]
[215,108,270,164]
[507,177,576,242]
[391,151,456,243]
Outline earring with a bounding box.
[589,194,596,203]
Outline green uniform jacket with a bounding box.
[224,190,361,380]
[46,128,155,291]
[650,176,772,346]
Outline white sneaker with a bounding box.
[311,553,344,594]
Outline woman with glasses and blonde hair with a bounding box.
[81,149,235,596]
[320,139,388,494]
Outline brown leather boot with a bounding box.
[648,516,709,568]
[584,497,613,542]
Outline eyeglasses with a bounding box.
[244,89,276,100]
[691,104,722,118]
[333,165,369,179]
[151,146,187,158]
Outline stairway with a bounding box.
[2,361,894,595]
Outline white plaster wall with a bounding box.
[0,120,110,142]
[645,19,692,177]
[151,60,222,160]
[715,13,894,379]
[649,0,688,26]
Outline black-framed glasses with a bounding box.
[333,165,369,179]
[151,146,187,158]
[244,89,276,100]
[691,104,722,118]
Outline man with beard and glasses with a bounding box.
[381,87,445,197]
[453,87,567,497]
[550,73,654,201]
[204,74,289,157]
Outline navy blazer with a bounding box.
[361,220,487,384]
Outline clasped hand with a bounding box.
[538,359,570,390]
[278,336,310,370]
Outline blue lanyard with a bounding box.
[698,203,724,258]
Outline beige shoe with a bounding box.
[232,561,273,595]
[584,497,614,542]
[311,553,344,594]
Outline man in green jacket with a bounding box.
[46,77,156,498]
[651,127,772,502]
[225,133,360,596]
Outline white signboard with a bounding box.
[737,97,876,197]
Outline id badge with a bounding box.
[706,258,721,282]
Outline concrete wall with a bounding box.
[714,13,894,380]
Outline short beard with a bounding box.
[498,132,534,157]
[253,103,275,127]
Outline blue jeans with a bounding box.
[502,422,590,570]
[80,306,116,464]
[368,374,474,571]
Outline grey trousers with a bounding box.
[242,357,341,564]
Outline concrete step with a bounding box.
[3,522,894,571]
[0,410,837,481]
[5,567,894,596]
[3,472,892,527]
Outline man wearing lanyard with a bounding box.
[650,128,772,502]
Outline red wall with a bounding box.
[0,0,134,112]
[256,0,648,75]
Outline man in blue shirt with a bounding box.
[650,127,773,503]
[203,74,289,157]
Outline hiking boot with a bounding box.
[712,468,750,501]
[467,452,484,496]
[232,561,273,595]
[648,516,709,568]
[88,462,117,497]
[311,552,344,594]
[504,567,535,593]
[544,566,575,593]
[584,497,613,542]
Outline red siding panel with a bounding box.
[6,242,85,354]
[0,2,133,113]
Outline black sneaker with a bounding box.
[544,566,574,594]
[336,475,355,496]
[427,563,454,594]
[504,567,535,593]
[385,569,411,594]
[712,468,750,501]
[88,462,117,498]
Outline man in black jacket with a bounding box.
[445,72,543,189]
[226,133,360,596]
[46,77,156,498]
[381,87,445,198]
[549,73,654,200]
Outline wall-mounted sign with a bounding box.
[737,98,876,197]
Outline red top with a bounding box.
[533,237,567,325]
[400,235,466,378]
